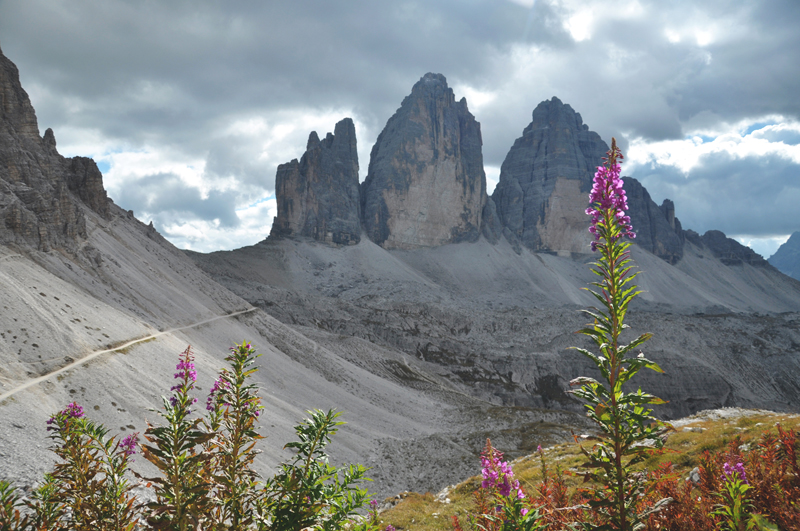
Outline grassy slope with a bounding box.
[377,409,800,530]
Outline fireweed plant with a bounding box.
[138,345,216,530]
[259,409,374,531]
[0,342,381,531]
[569,138,671,531]
[32,402,139,530]
[202,343,264,529]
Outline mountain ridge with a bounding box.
[2,47,799,503]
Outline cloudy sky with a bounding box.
[1,0,798,256]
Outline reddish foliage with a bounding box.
[643,425,800,530]
[454,426,800,531]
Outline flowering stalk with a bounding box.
[204,341,264,529]
[40,402,139,530]
[454,439,544,531]
[138,345,215,531]
[711,460,777,531]
[570,138,669,531]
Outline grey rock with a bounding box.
[67,156,110,219]
[688,466,701,484]
[491,97,608,254]
[693,230,770,267]
[270,118,360,245]
[623,177,684,264]
[481,196,503,244]
[769,231,800,280]
[361,73,486,249]
[0,48,111,252]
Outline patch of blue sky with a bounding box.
[96,160,111,173]
[236,194,275,211]
[743,121,778,136]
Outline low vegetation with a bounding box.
[0,343,380,531]
[377,411,800,530]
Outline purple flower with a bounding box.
[173,348,197,383]
[586,139,635,251]
[206,376,230,411]
[46,402,85,430]
[480,443,525,500]
[120,433,138,457]
[385,526,396,531]
[722,461,748,485]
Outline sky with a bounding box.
[0,0,798,257]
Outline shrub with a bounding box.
[0,342,379,531]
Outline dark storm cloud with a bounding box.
[116,173,240,228]
[633,152,800,237]
[1,0,799,250]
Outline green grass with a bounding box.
[377,410,800,531]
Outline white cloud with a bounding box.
[733,234,790,260]
[162,196,277,252]
[452,84,498,114]
[485,165,500,195]
[565,10,593,41]
[626,118,800,175]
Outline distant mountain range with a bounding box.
[1,46,799,499]
[769,232,800,281]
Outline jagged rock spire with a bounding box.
[360,73,486,249]
[270,118,361,245]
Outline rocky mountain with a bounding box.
[489,97,607,255]
[3,43,800,504]
[269,118,360,245]
[360,73,486,249]
[487,98,684,263]
[208,78,800,423]
[0,49,591,500]
[0,45,109,253]
[769,231,800,280]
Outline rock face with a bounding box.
[685,230,770,267]
[490,97,700,266]
[360,73,486,249]
[623,178,684,264]
[491,97,608,255]
[769,232,800,280]
[0,46,110,252]
[270,118,360,245]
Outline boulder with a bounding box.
[360,73,486,249]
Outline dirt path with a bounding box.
[0,307,258,403]
[0,253,22,263]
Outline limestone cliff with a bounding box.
[490,97,607,255]
[686,230,771,267]
[623,178,684,264]
[270,118,360,245]
[0,46,110,252]
[360,73,486,249]
[491,97,688,263]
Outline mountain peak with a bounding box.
[361,73,485,249]
[768,231,800,280]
